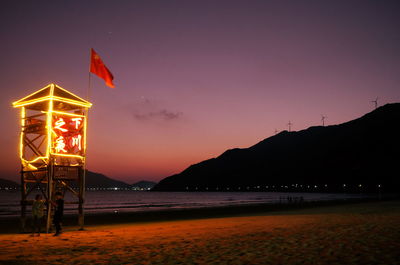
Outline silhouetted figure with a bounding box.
[52,192,64,236]
[31,194,44,236]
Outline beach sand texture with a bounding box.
[0,200,399,265]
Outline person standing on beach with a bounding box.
[32,194,45,236]
[52,192,64,236]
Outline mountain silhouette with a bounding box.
[0,178,19,189]
[131,180,157,190]
[153,103,400,192]
[0,171,131,190]
[85,170,131,189]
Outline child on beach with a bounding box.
[52,192,64,236]
[32,194,45,236]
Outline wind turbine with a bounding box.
[371,97,379,109]
[321,115,327,126]
[287,121,292,132]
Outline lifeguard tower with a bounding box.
[13,83,92,232]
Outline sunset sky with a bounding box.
[1,0,399,183]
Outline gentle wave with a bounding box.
[0,191,374,217]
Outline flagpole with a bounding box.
[88,48,92,101]
[80,49,92,230]
[88,72,91,101]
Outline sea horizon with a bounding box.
[0,190,380,218]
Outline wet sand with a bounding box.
[0,198,388,234]
[0,200,399,264]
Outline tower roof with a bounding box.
[12,83,92,109]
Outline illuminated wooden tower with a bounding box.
[13,83,92,232]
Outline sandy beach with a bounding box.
[0,200,399,265]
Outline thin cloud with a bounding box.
[133,109,183,121]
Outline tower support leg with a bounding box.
[20,171,27,233]
[78,167,85,230]
[46,166,53,233]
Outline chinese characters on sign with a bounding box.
[52,116,84,155]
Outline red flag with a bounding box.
[90,48,115,88]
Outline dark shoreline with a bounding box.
[0,196,398,234]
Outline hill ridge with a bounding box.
[152,103,400,192]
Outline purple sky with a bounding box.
[1,1,399,183]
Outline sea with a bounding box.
[0,190,375,218]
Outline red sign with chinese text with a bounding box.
[52,115,84,155]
